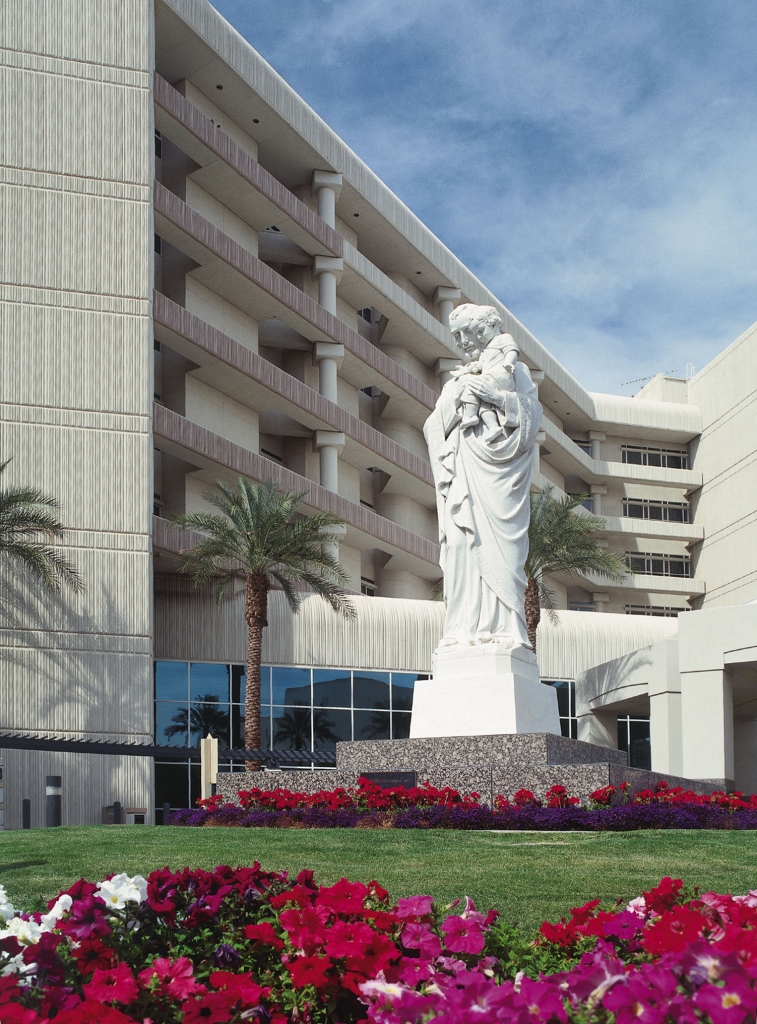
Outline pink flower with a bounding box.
[518,976,568,1023]
[138,956,204,999]
[83,963,138,1004]
[441,914,485,954]
[693,977,757,1024]
[401,922,442,959]
[396,895,434,919]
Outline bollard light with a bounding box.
[45,776,62,827]
[163,801,171,825]
[22,799,31,829]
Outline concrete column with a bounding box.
[588,430,606,461]
[434,357,460,387]
[577,708,618,750]
[314,430,345,492]
[680,669,734,785]
[312,255,344,316]
[530,369,545,397]
[534,430,546,475]
[650,689,683,776]
[590,484,607,515]
[311,170,342,228]
[313,341,344,404]
[592,591,609,614]
[433,286,461,328]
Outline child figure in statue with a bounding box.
[449,312,520,442]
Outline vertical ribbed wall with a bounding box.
[689,321,757,606]
[0,0,154,826]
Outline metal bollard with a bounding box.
[112,801,122,824]
[22,799,31,829]
[163,801,171,825]
[45,776,62,827]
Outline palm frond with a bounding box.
[0,459,83,593]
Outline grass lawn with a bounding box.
[2,826,756,933]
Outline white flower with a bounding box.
[95,873,148,909]
[626,896,647,918]
[359,979,409,1000]
[0,885,16,923]
[0,953,26,977]
[40,894,72,932]
[0,917,42,946]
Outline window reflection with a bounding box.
[391,673,416,711]
[272,667,310,706]
[355,709,390,741]
[353,672,390,709]
[313,670,351,708]
[155,662,188,702]
[232,664,250,706]
[190,662,229,703]
[391,712,411,739]
[313,708,351,749]
[155,702,190,746]
[272,706,313,750]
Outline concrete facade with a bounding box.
[1,0,755,823]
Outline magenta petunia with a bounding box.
[441,914,486,954]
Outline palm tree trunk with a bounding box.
[244,572,269,772]
[525,576,541,654]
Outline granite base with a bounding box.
[215,732,716,806]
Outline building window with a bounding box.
[154,234,162,255]
[154,129,162,159]
[572,440,592,456]
[617,715,651,770]
[623,498,690,523]
[567,601,595,612]
[154,661,422,812]
[360,577,376,596]
[626,552,691,577]
[622,445,688,470]
[543,679,576,739]
[625,604,687,617]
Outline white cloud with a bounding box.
[211,0,757,393]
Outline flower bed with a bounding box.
[3,866,757,1022]
[170,778,757,831]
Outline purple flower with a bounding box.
[693,976,757,1024]
[214,943,241,969]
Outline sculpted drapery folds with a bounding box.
[424,304,542,655]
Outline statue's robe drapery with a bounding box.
[423,363,542,647]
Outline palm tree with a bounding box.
[0,458,83,595]
[163,695,230,745]
[273,706,339,751]
[169,479,353,771]
[525,487,629,654]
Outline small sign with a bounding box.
[362,771,417,789]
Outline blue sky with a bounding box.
[210,0,757,394]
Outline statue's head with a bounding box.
[449,304,503,359]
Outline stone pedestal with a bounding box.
[409,644,561,738]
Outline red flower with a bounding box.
[180,991,232,1023]
[70,938,115,976]
[269,884,315,910]
[324,920,377,959]
[243,921,284,951]
[288,954,333,990]
[643,905,708,955]
[138,956,205,999]
[315,878,369,915]
[209,971,266,1008]
[83,963,138,1004]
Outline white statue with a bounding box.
[424,303,542,656]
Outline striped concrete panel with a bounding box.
[1,749,153,829]
[154,183,438,410]
[154,73,342,258]
[154,292,434,489]
[152,404,440,567]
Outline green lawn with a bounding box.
[2,827,756,933]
